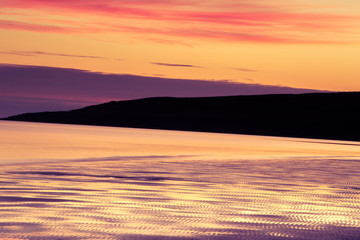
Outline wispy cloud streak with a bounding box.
[0,19,79,33]
[1,0,359,44]
[233,68,257,72]
[0,51,123,61]
[151,62,203,68]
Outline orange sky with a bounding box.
[1,0,360,91]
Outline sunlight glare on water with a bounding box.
[1,120,360,164]
[0,120,360,239]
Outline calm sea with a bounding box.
[0,120,360,239]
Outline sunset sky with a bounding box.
[1,0,360,116]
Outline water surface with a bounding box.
[0,120,360,239]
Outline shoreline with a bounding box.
[3,92,360,142]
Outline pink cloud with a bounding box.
[0,19,106,34]
[0,19,81,33]
[1,0,358,44]
[107,24,343,44]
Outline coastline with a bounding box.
[3,92,360,142]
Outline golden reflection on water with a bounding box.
[0,120,360,239]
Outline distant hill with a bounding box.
[4,92,360,141]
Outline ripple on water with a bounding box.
[0,158,360,239]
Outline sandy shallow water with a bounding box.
[1,121,360,239]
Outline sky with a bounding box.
[1,0,360,117]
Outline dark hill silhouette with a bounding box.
[3,92,360,141]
